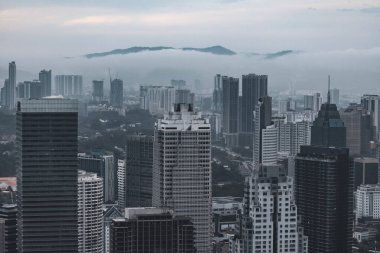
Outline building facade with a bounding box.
[110,79,123,108]
[39,69,52,97]
[152,103,212,253]
[16,98,79,252]
[78,170,103,253]
[0,204,17,253]
[222,76,239,148]
[123,135,153,208]
[55,75,83,97]
[110,208,194,253]
[240,74,268,148]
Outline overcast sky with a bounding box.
[1,0,380,57]
[0,0,379,93]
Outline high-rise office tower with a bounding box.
[78,170,103,253]
[175,89,194,105]
[16,98,79,252]
[55,75,83,97]
[212,74,223,113]
[92,80,104,102]
[0,80,8,107]
[39,70,52,97]
[117,160,125,210]
[240,74,268,148]
[110,79,123,108]
[152,103,212,253]
[356,184,380,220]
[0,204,17,253]
[17,81,42,99]
[139,86,176,115]
[310,102,346,148]
[232,164,308,253]
[340,103,375,156]
[79,153,116,203]
[361,94,380,138]
[304,95,314,110]
[8,61,16,110]
[253,96,277,168]
[122,135,153,209]
[110,208,194,253]
[313,92,322,111]
[222,76,239,148]
[330,88,340,105]
[274,117,311,156]
[295,96,353,253]
[353,157,378,189]
[8,62,16,110]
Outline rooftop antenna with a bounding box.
[327,75,331,104]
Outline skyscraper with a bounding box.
[110,208,194,253]
[304,95,314,110]
[55,75,83,97]
[310,102,346,147]
[152,103,212,253]
[330,88,340,105]
[139,86,176,115]
[0,204,17,253]
[222,76,239,148]
[78,170,103,253]
[39,70,52,97]
[110,79,123,108]
[253,96,277,168]
[212,74,223,113]
[122,135,153,208]
[8,62,16,110]
[17,81,42,99]
[361,94,380,138]
[92,80,104,102]
[240,74,268,148]
[232,164,308,253]
[16,98,79,252]
[295,96,353,253]
[313,92,322,111]
[79,153,116,203]
[340,103,375,156]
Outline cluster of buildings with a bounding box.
[2,60,380,253]
[0,62,127,116]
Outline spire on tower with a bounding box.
[327,75,331,104]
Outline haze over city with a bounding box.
[1,0,380,92]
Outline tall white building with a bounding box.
[117,159,125,210]
[231,164,308,253]
[8,62,16,110]
[78,170,103,253]
[140,85,176,115]
[274,117,311,156]
[356,184,380,220]
[152,103,212,253]
[55,75,83,97]
[330,88,340,105]
[254,96,277,169]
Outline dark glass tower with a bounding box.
[110,79,123,108]
[110,208,194,253]
[222,76,239,148]
[240,74,268,148]
[124,134,153,208]
[38,70,52,97]
[295,95,353,253]
[16,98,79,252]
[310,103,346,148]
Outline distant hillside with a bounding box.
[84,45,237,58]
[83,46,296,59]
